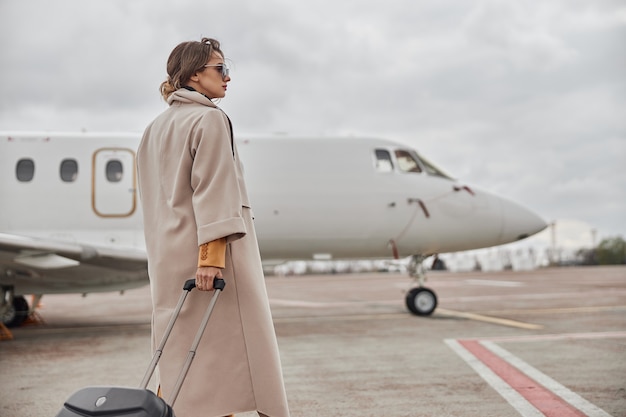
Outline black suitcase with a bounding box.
[55,278,225,417]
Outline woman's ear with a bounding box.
[190,72,200,82]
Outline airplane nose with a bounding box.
[498,197,548,244]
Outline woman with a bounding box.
[137,38,290,417]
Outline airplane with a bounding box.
[0,131,547,328]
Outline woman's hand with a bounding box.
[195,266,223,291]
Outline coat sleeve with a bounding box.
[189,109,247,245]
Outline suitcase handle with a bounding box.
[184,278,226,291]
[139,277,225,393]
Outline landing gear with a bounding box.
[405,254,438,316]
[1,287,30,328]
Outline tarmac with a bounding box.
[1,265,625,417]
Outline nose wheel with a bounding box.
[405,287,438,316]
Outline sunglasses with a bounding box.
[204,64,229,79]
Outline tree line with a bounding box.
[576,236,626,265]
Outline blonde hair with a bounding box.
[160,37,224,101]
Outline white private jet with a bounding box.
[0,132,546,327]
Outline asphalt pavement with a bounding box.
[1,266,625,417]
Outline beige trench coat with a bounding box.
[137,89,290,417]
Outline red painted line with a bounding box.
[459,340,586,417]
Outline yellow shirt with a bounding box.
[197,238,226,268]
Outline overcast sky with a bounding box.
[1,0,624,250]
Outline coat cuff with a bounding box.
[197,216,246,246]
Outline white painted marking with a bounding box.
[479,330,626,343]
[442,289,626,303]
[269,298,399,308]
[482,341,614,417]
[479,306,626,317]
[466,279,524,287]
[270,299,332,308]
[444,339,545,417]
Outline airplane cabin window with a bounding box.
[374,149,394,172]
[60,159,78,182]
[16,158,35,182]
[394,150,422,173]
[106,160,123,182]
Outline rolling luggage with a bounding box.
[55,278,225,417]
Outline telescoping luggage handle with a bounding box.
[139,277,226,406]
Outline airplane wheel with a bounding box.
[405,287,437,316]
[2,296,29,328]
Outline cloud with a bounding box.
[463,1,579,71]
[0,0,624,245]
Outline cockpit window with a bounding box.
[374,149,394,172]
[417,153,453,179]
[374,146,454,179]
[394,150,422,173]
[106,160,123,182]
[60,159,78,182]
[16,158,35,182]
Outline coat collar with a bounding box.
[167,88,217,108]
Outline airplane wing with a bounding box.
[0,232,148,295]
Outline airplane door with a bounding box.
[92,148,137,217]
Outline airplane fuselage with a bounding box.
[0,132,546,296]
